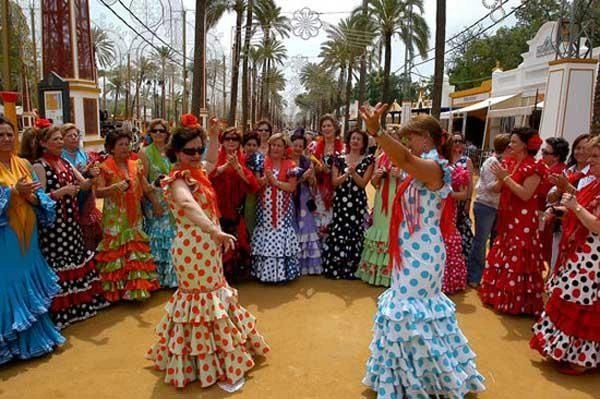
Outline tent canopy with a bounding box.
[451,94,519,115]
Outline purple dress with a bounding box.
[294,156,322,275]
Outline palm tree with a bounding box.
[431,0,445,119]
[253,0,290,118]
[254,37,287,119]
[228,0,245,126]
[298,62,338,127]
[91,26,116,71]
[241,0,254,130]
[153,46,174,119]
[361,0,429,105]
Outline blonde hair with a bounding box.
[60,123,79,135]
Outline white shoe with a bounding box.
[218,377,245,393]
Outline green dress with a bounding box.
[356,155,401,287]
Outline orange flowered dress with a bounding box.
[146,167,270,389]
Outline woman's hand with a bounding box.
[208,117,221,139]
[373,167,385,179]
[112,180,129,193]
[359,102,389,136]
[15,177,41,197]
[87,163,101,178]
[390,167,402,178]
[551,173,574,194]
[561,192,578,210]
[56,184,80,198]
[211,230,237,252]
[491,162,509,181]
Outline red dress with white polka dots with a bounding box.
[146,169,270,388]
[480,156,547,315]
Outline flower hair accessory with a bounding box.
[527,134,543,151]
[35,118,51,129]
[180,113,198,128]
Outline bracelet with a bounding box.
[372,129,386,138]
[574,204,583,213]
[502,175,510,183]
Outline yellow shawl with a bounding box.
[0,156,36,252]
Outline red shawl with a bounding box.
[312,137,344,209]
[377,153,393,215]
[210,147,259,220]
[388,176,415,270]
[554,179,600,275]
[263,156,296,227]
[102,156,143,225]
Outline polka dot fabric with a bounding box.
[480,157,546,316]
[251,168,301,283]
[147,170,269,388]
[323,154,374,279]
[441,166,468,295]
[362,150,485,399]
[530,232,600,368]
[36,158,109,329]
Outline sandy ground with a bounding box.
[0,277,598,399]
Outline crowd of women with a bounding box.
[0,102,598,397]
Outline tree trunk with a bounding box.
[241,0,253,131]
[382,32,392,105]
[191,0,207,118]
[228,4,243,126]
[161,60,167,119]
[344,63,353,133]
[336,66,345,119]
[357,0,368,109]
[251,61,257,125]
[431,0,446,119]
[591,57,600,136]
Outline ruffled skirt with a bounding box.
[96,227,160,301]
[363,289,485,399]
[251,224,300,283]
[146,285,270,388]
[0,228,65,364]
[143,208,177,288]
[356,227,391,287]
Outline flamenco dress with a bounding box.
[95,157,160,301]
[147,167,270,388]
[35,155,108,329]
[479,156,547,315]
[0,156,65,364]
[142,143,178,288]
[362,150,485,399]
[356,154,399,287]
[440,165,469,294]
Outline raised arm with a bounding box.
[359,103,443,190]
[202,118,221,174]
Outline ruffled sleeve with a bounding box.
[162,169,200,194]
[0,186,10,226]
[422,149,452,199]
[31,170,56,226]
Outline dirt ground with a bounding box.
[0,277,598,399]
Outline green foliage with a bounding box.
[0,1,33,92]
[363,69,422,104]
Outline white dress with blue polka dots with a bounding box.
[362,150,485,399]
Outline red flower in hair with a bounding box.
[527,134,543,151]
[35,118,51,129]
[180,113,198,128]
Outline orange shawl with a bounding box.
[102,156,144,225]
[0,156,37,252]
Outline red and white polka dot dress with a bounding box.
[146,169,270,389]
[480,157,546,316]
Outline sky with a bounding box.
[89,0,523,116]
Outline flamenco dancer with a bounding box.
[147,115,269,391]
[359,104,485,399]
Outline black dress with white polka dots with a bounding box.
[36,157,109,329]
[322,154,374,279]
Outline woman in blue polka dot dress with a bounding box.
[358,105,485,399]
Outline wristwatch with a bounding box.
[574,204,583,213]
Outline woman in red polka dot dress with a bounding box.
[530,136,600,375]
[146,115,269,391]
[480,128,547,316]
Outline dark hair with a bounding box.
[291,134,307,148]
[0,116,15,132]
[399,115,452,160]
[166,126,207,163]
[293,127,305,136]
[344,129,369,154]
[510,127,539,156]
[18,127,39,162]
[220,126,241,144]
[242,131,260,146]
[255,119,273,134]
[104,130,132,154]
[493,133,511,154]
[567,133,590,167]
[545,137,569,163]
[34,126,62,160]
[319,114,339,134]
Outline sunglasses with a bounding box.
[150,128,168,134]
[541,149,555,156]
[257,128,270,132]
[223,136,240,142]
[181,147,205,156]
